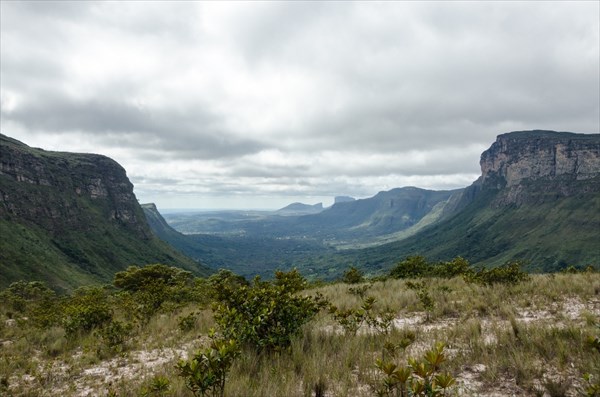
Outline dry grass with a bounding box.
[1,273,599,396]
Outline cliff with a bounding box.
[478,130,600,206]
[0,134,210,290]
[359,130,600,272]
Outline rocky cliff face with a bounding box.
[0,134,208,290]
[476,130,600,206]
[0,134,151,238]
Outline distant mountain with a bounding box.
[163,187,461,247]
[276,202,324,216]
[0,134,210,291]
[286,186,462,247]
[355,130,600,272]
[334,196,355,204]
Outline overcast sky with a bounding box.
[1,1,598,210]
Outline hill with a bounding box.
[276,202,324,216]
[0,134,210,291]
[162,187,460,248]
[354,130,600,272]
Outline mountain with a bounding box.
[0,134,210,291]
[334,196,356,204]
[162,187,461,248]
[284,186,462,247]
[355,130,600,272]
[276,202,324,216]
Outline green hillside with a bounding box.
[0,134,210,291]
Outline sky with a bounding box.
[1,1,599,210]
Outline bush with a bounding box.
[113,264,197,323]
[390,256,431,279]
[343,266,365,284]
[62,287,112,337]
[431,257,471,278]
[176,334,239,397]
[464,261,530,286]
[273,268,307,293]
[213,271,326,352]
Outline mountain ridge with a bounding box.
[0,134,211,290]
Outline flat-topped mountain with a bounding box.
[358,130,600,272]
[0,134,210,290]
[276,202,324,216]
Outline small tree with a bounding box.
[343,266,365,284]
[390,256,431,279]
[212,271,326,352]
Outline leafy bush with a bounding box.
[343,266,365,284]
[0,281,59,328]
[464,261,530,286]
[212,271,326,352]
[176,334,239,397]
[113,264,196,323]
[178,311,199,332]
[62,286,112,337]
[431,257,471,278]
[273,267,307,293]
[390,256,431,279]
[95,320,133,353]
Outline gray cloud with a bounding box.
[1,1,598,209]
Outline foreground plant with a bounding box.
[176,333,240,397]
[373,342,455,397]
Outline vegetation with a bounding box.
[1,263,598,396]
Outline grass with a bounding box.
[1,273,599,396]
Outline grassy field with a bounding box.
[1,272,599,396]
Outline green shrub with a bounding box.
[373,342,455,397]
[113,264,198,323]
[178,311,198,332]
[390,256,431,279]
[405,281,435,321]
[213,272,326,352]
[176,334,239,397]
[343,266,365,284]
[62,286,112,337]
[95,320,133,353]
[140,375,171,397]
[464,261,530,286]
[431,257,472,278]
[273,268,307,293]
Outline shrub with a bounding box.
[178,311,198,332]
[113,264,197,323]
[273,268,307,293]
[95,320,133,353]
[406,281,435,321]
[373,342,455,397]
[432,257,472,278]
[464,261,530,286]
[176,334,239,397]
[390,256,431,279]
[213,272,326,352]
[343,266,365,284]
[62,286,112,337]
[0,281,59,328]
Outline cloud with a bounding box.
[1,1,598,208]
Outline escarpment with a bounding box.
[476,130,600,206]
[0,133,209,290]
